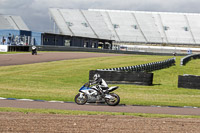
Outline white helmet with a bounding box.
[32,46,36,50]
[93,73,100,81]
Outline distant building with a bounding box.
[0,15,41,46]
[0,14,111,49]
[42,33,112,49]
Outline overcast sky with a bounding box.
[0,0,200,32]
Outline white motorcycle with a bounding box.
[75,82,120,106]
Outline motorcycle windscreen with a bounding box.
[79,86,90,92]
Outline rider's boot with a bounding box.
[105,90,109,94]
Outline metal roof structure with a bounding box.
[0,15,29,31]
[49,8,200,45]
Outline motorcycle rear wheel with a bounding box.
[105,93,120,106]
[74,93,88,105]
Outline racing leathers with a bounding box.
[90,78,109,97]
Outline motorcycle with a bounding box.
[31,46,37,55]
[74,82,120,106]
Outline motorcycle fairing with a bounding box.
[108,86,118,92]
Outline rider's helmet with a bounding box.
[32,46,36,50]
[93,73,100,81]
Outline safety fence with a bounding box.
[97,57,176,72]
[180,54,200,66]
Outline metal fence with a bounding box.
[113,44,200,55]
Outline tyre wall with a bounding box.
[178,75,200,89]
[180,54,200,66]
[98,58,175,72]
[89,70,153,85]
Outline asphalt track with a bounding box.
[0,99,200,116]
[0,52,199,116]
[0,52,125,66]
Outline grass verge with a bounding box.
[0,54,199,107]
[0,52,28,54]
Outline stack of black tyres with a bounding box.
[89,70,153,86]
[178,75,200,89]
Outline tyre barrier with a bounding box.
[178,75,200,89]
[97,57,175,72]
[180,54,200,66]
[89,70,153,85]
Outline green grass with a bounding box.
[0,52,28,54]
[1,107,200,119]
[0,54,200,107]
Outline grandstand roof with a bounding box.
[0,15,29,31]
[49,8,200,45]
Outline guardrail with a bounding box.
[180,54,200,66]
[97,57,176,72]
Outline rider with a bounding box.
[90,73,109,97]
[31,46,37,55]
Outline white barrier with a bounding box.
[118,45,200,54]
[0,45,8,52]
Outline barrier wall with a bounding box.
[8,46,30,52]
[89,70,153,85]
[0,45,8,52]
[38,45,185,56]
[178,75,200,89]
[5,45,187,56]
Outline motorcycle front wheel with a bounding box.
[105,93,120,106]
[74,93,88,105]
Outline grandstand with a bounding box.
[49,8,200,45]
[0,15,29,31]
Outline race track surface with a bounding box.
[0,99,200,116]
[0,52,125,66]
